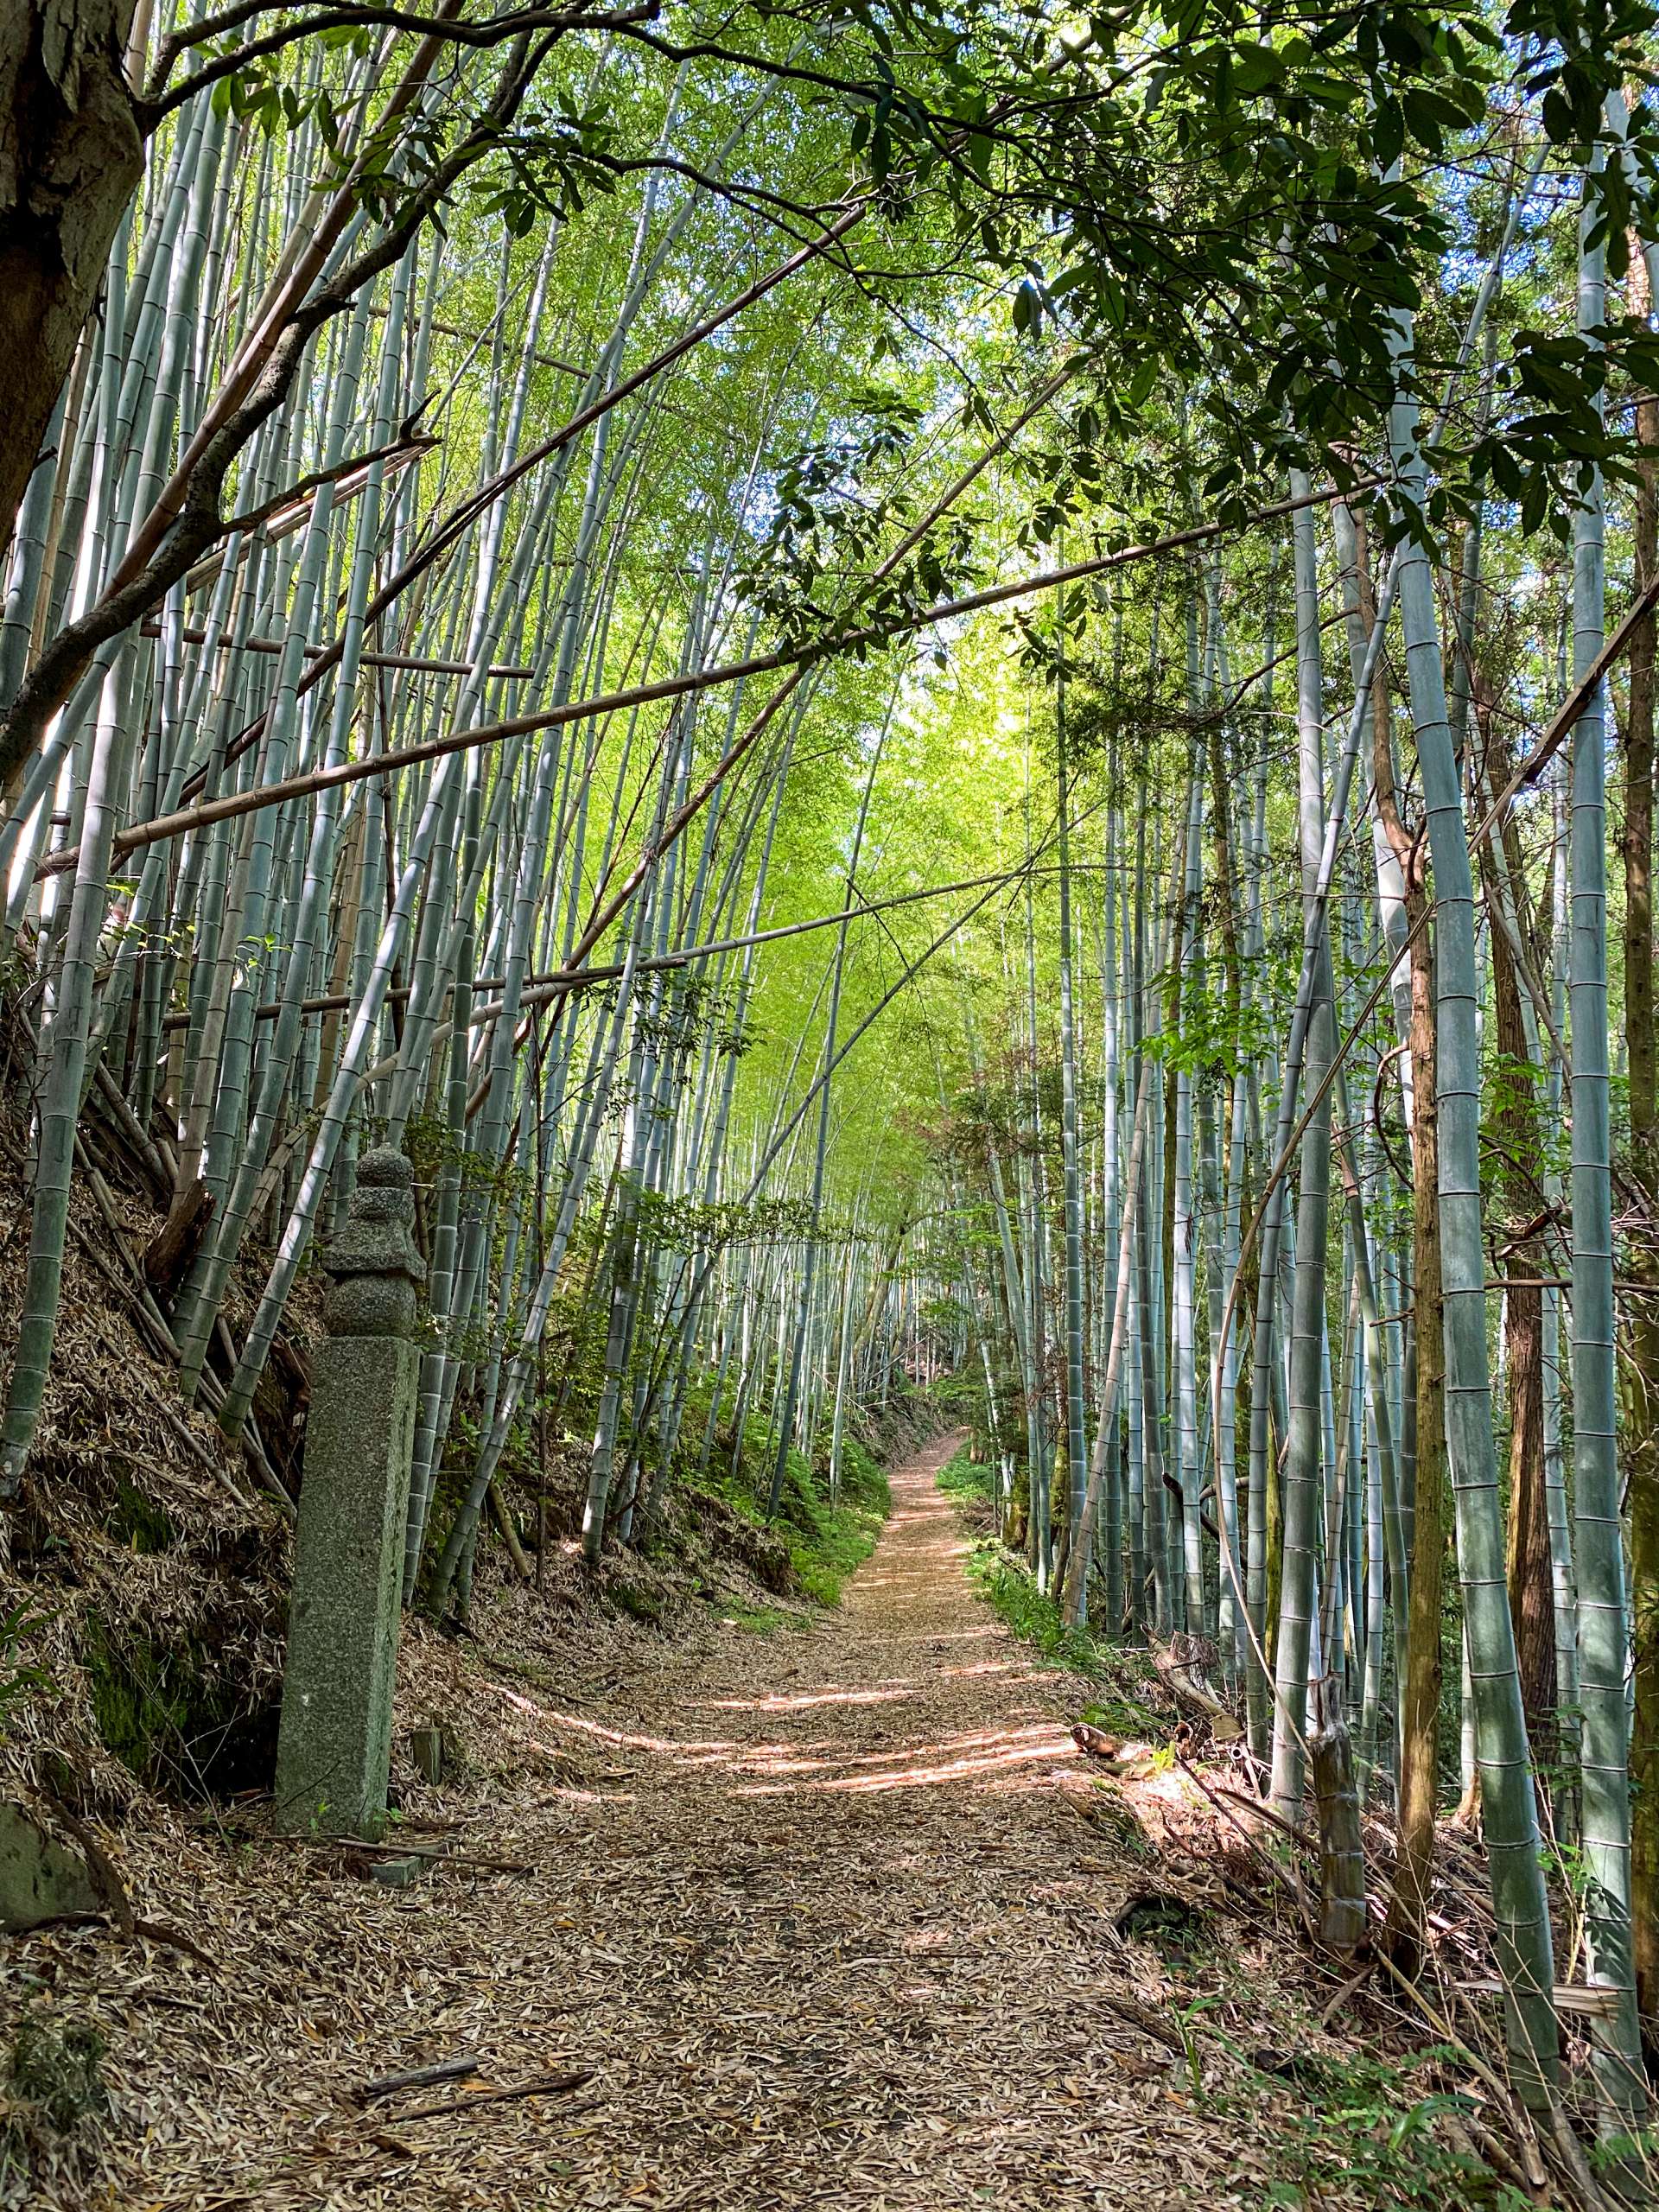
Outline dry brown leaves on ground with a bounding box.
[7,1437,1441,2210]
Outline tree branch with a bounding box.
[149,2,659,119]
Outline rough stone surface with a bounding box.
[321,1147,425,1338]
[0,1799,99,1931]
[367,1853,426,1889]
[273,1151,423,1840]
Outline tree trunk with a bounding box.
[1502,1278,1554,1738]
[1476,704,1556,1752]
[1570,161,1645,2125]
[1387,886,1445,1976]
[0,1,143,554]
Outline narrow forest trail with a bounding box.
[81,1438,1294,2210]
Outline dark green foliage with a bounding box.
[778,1438,891,1606]
[636,1190,818,1259]
[101,1480,175,1555]
[2,2014,107,2193]
[1116,1887,1211,1962]
[83,1611,278,1802]
[927,1366,980,1427]
[1243,2047,1534,2211]
[936,1447,995,1505]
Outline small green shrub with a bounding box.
[9,2018,106,2133]
[609,1580,663,1625]
[1244,2048,1533,2211]
[936,1447,1093,1660]
[1,2014,108,2195]
[937,1449,995,1504]
[965,1544,1110,1675]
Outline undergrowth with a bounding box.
[1,2014,107,2204]
[81,1610,279,1801]
[938,1446,1535,2211]
[938,1446,1110,1672]
[936,1447,1172,1737]
[701,1406,892,1608]
[1235,2045,1535,2211]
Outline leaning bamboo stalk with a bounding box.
[43,477,1383,886]
[0,647,141,1489]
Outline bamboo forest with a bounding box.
[11,0,1659,2204]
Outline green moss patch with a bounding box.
[84,1611,278,1802]
[101,1480,175,1555]
[691,1406,893,1611]
[609,1580,664,1625]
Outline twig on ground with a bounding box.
[356,2056,482,2104]
[40,1788,136,1935]
[397,2068,595,2121]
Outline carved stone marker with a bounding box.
[274,1149,425,1838]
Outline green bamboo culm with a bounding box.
[1055,661,1090,1610]
[1383,294,1559,2111]
[1568,142,1647,2135]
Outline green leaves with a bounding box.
[213,60,349,144]
[1010,277,1045,337]
[1229,41,1287,96]
[474,97,619,234]
[734,392,972,650]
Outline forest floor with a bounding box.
[10,1433,1508,2210]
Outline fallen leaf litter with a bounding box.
[8,1436,1404,2209]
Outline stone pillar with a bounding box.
[274,1149,426,1838]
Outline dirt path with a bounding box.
[70,1436,1272,2209]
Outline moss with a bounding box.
[695,1410,892,1610]
[102,1480,175,1555]
[83,1611,278,1802]
[609,1580,663,1625]
[2,2014,107,2193]
[86,1613,189,1776]
[8,2018,106,2133]
[709,1598,801,1634]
